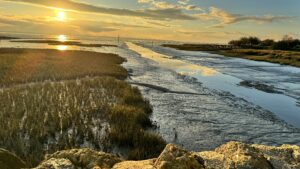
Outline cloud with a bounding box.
[146,21,171,27]
[3,0,196,20]
[0,13,159,36]
[78,25,116,33]
[0,15,45,28]
[0,14,117,35]
[137,0,202,11]
[178,0,189,5]
[138,0,153,3]
[3,0,290,25]
[197,7,293,27]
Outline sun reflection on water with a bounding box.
[56,35,68,51]
[57,45,68,51]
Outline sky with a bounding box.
[0,0,299,43]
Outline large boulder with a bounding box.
[36,148,122,169]
[113,144,204,169]
[154,144,204,169]
[113,159,156,169]
[197,141,273,169]
[197,141,300,169]
[0,148,26,169]
[34,158,75,169]
[215,141,272,169]
[252,144,300,169]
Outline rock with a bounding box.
[113,159,156,169]
[252,144,300,169]
[294,148,300,162]
[215,141,272,169]
[196,141,300,169]
[42,148,122,169]
[197,151,225,169]
[0,148,26,169]
[154,144,204,169]
[113,144,204,169]
[196,141,273,169]
[32,142,300,169]
[34,158,75,169]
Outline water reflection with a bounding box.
[127,42,217,77]
[57,35,67,42]
[57,45,68,51]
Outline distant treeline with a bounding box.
[229,35,300,51]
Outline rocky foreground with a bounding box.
[1,141,300,169]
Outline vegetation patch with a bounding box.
[0,48,165,167]
[0,48,127,87]
[218,49,300,67]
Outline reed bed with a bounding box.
[0,48,165,167]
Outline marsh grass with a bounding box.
[218,49,300,67]
[164,44,300,67]
[0,48,127,87]
[0,48,165,167]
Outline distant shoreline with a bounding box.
[0,36,19,40]
[10,40,117,47]
[163,44,300,68]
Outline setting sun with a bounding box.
[56,11,65,21]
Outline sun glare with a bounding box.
[56,11,65,21]
[57,35,67,42]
